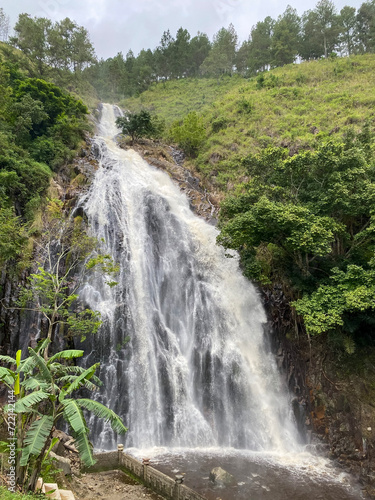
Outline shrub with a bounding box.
[169,112,206,157]
[211,116,228,132]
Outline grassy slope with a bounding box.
[122,54,375,190]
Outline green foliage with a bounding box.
[169,112,206,157]
[1,342,127,491]
[0,46,91,274]
[211,116,228,133]
[21,416,54,467]
[271,6,301,67]
[200,24,238,77]
[17,201,119,351]
[14,200,119,366]
[0,207,26,264]
[15,78,87,128]
[116,110,160,144]
[237,97,253,114]
[10,14,96,76]
[293,265,375,336]
[218,137,375,342]
[0,487,41,499]
[122,76,240,127]
[40,450,62,484]
[300,0,341,60]
[123,54,375,190]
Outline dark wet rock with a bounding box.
[91,141,101,158]
[170,147,185,166]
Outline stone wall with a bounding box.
[86,451,207,500]
[86,451,119,471]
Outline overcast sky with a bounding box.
[2,0,364,59]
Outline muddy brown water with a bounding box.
[128,448,365,500]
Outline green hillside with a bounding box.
[122,54,375,190]
[122,54,375,353]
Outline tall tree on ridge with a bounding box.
[356,0,375,53]
[11,14,52,76]
[133,49,156,93]
[170,27,191,78]
[70,24,96,72]
[155,29,174,80]
[315,0,340,57]
[338,6,357,55]
[247,17,274,73]
[0,7,10,42]
[187,32,211,76]
[300,0,340,59]
[107,52,125,97]
[236,38,251,75]
[47,17,75,71]
[200,24,238,77]
[271,5,301,67]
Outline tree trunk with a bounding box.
[44,313,56,361]
[16,413,26,488]
[27,434,52,493]
[324,34,328,58]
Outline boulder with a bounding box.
[209,467,236,486]
[50,451,72,476]
[52,430,75,456]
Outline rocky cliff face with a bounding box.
[306,344,375,497]
[263,285,375,498]
[0,138,98,366]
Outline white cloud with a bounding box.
[2,0,365,59]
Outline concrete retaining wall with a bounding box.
[143,464,175,498]
[86,450,206,500]
[120,452,144,478]
[88,451,119,471]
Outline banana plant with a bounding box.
[1,339,127,492]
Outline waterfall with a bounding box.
[77,104,300,452]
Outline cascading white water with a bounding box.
[77,103,300,452]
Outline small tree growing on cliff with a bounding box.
[17,199,119,360]
[116,110,164,145]
[169,112,205,157]
[0,200,122,492]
